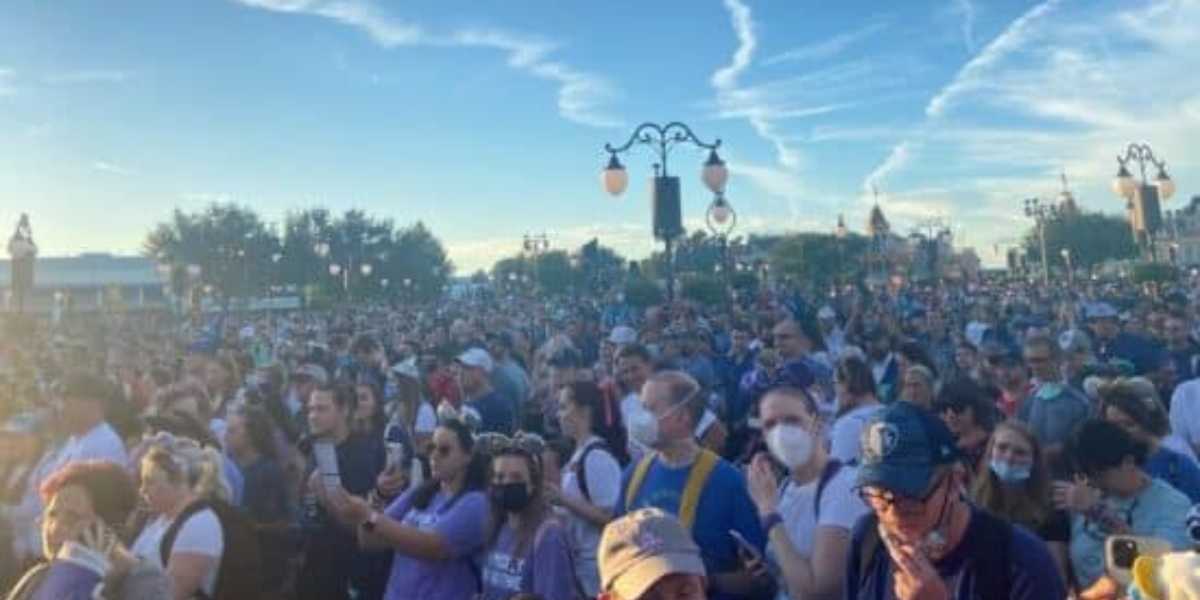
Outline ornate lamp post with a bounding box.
[601,122,728,301]
[7,214,36,315]
[1023,197,1060,287]
[1112,143,1176,261]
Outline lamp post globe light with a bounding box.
[1112,143,1176,261]
[602,121,727,301]
[360,263,373,277]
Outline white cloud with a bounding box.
[925,0,1063,118]
[763,20,888,66]
[951,0,979,53]
[863,142,914,192]
[233,0,621,128]
[43,69,132,85]
[92,160,134,176]
[711,0,756,91]
[857,0,1200,266]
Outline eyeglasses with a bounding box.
[858,475,947,514]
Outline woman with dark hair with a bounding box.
[353,376,388,440]
[480,439,576,600]
[970,420,1071,585]
[341,418,491,600]
[225,405,291,592]
[7,460,171,600]
[828,355,882,464]
[935,378,999,470]
[550,381,627,597]
[1056,419,1192,598]
[1098,377,1200,502]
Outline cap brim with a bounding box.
[610,553,706,600]
[856,461,934,499]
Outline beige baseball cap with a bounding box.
[599,508,706,600]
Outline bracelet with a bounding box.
[760,512,784,536]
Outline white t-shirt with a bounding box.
[561,436,622,597]
[1171,380,1200,456]
[413,401,438,435]
[58,422,129,468]
[829,404,883,464]
[620,392,649,462]
[772,464,868,600]
[132,508,225,597]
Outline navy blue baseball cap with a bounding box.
[856,402,962,498]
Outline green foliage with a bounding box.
[624,276,664,308]
[680,273,726,306]
[533,251,575,295]
[730,271,758,291]
[1023,211,1137,270]
[768,233,868,289]
[1130,262,1178,285]
[145,204,453,303]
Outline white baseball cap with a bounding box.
[456,347,494,373]
[609,326,638,346]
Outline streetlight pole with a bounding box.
[706,194,737,306]
[601,122,728,302]
[1060,248,1074,286]
[1024,197,1058,287]
[1112,143,1177,262]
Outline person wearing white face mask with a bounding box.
[968,420,1071,587]
[747,386,868,600]
[616,371,770,600]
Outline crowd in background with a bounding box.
[4,275,1200,599]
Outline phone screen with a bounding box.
[313,442,341,492]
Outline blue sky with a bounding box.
[1,0,1198,272]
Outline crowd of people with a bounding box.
[3,275,1200,599]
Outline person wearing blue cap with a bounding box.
[844,402,1065,599]
[1087,301,1163,376]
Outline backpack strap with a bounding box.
[678,449,720,531]
[624,453,656,511]
[576,440,608,503]
[159,499,211,567]
[813,459,843,522]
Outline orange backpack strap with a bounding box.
[624,453,656,510]
[678,449,720,530]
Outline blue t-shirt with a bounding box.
[470,390,515,435]
[481,520,577,600]
[844,510,1065,599]
[1145,447,1200,502]
[615,453,765,596]
[384,489,491,600]
[1069,478,1192,588]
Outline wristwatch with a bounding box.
[361,511,381,532]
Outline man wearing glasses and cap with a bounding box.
[845,403,1064,599]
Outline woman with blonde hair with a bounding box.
[129,433,231,600]
[970,420,1071,584]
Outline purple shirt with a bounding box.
[481,519,578,600]
[383,488,491,600]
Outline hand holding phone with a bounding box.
[313,441,341,493]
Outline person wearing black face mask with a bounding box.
[480,442,578,600]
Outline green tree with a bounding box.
[533,251,575,295]
[681,273,726,306]
[768,233,868,290]
[144,204,279,300]
[1023,211,1137,271]
[624,276,664,308]
[1130,262,1178,285]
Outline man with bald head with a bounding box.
[616,370,768,600]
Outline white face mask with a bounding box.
[765,424,814,468]
[628,400,684,449]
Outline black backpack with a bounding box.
[160,498,264,600]
[856,510,1012,600]
[575,440,613,503]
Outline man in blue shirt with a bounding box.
[456,348,516,435]
[845,402,1065,600]
[616,370,768,600]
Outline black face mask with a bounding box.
[491,482,532,513]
